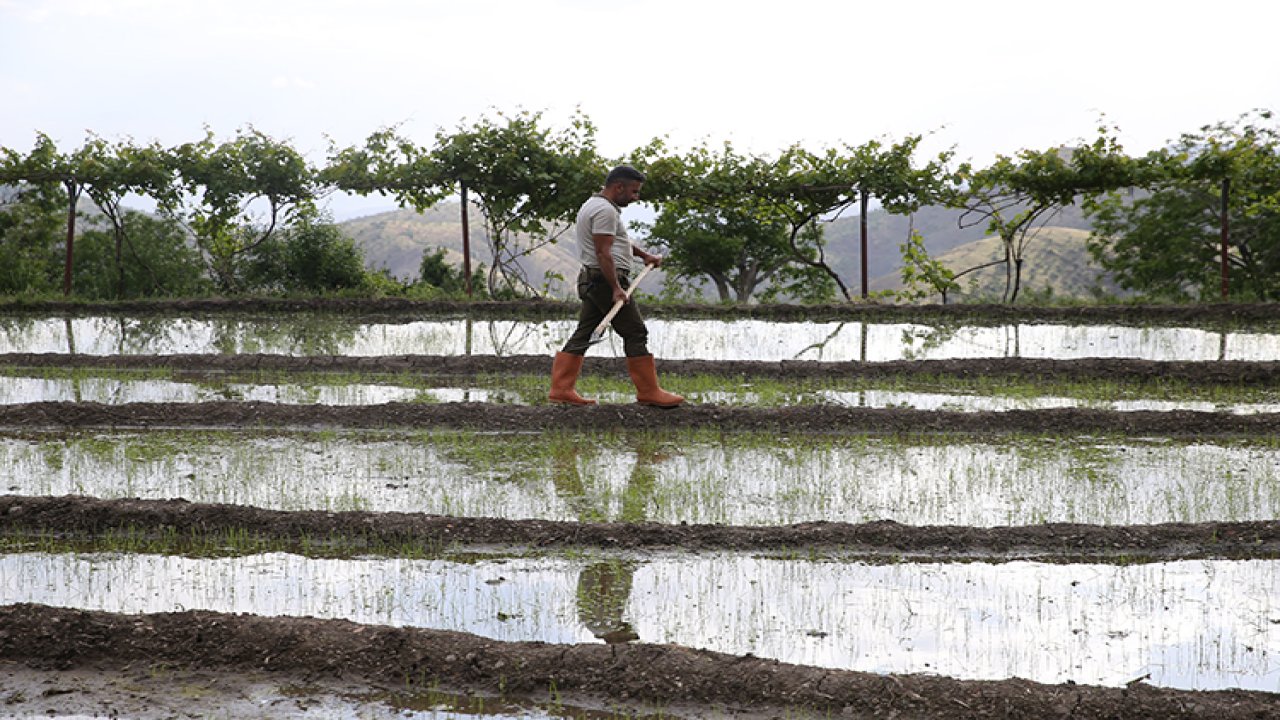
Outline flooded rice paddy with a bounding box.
[3,371,1279,414]
[0,374,513,406]
[3,430,1277,527]
[3,304,1279,715]
[2,371,1279,414]
[3,314,1279,361]
[4,550,1277,693]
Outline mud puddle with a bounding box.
[4,430,1278,526]
[4,315,1279,361]
[3,550,1278,692]
[0,660,598,720]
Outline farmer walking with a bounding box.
[549,165,683,408]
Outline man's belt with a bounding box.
[584,266,630,281]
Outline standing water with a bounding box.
[2,315,1277,361]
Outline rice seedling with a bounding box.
[4,428,1278,527]
[6,549,1276,692]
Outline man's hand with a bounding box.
[612,286,629,305]
[635,249,663,268]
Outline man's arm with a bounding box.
[593,234,628,305]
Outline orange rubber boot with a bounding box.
[626,355,684,408]
[549,351,597,405]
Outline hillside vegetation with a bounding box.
[870,226,1123,301]
[341,204,580,292]
[342,203,1111,302]
[341,203,676,296]
[821,202,1093,282]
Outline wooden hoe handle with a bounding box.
[591,263,655,340]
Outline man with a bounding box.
[549,165,683,408]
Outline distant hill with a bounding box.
[340,203,674,297]
[340,204,578,294]
[821,202,1094,283]
[341,200,1106,301]
[869,226,1125,301]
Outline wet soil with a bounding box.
[0,658,435,719]
[1,398,1278,437]
[2,604,1277,720]
[5,352,1280,386]
[5,495,1279,562]
[4,297,1279,325]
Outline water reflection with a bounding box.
[3,432,1278,527]
[552,438,666,642]
[0,375,526,406]
[3,315,1279,361]
[2,374,1278,414]
[3,552,1277,692]
[576,561,638,644]
[819,388,1280,414]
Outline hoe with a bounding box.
[588,262,655,345]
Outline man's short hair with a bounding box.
[605,165,646,186]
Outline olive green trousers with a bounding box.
[560,266,650,357]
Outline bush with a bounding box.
[416,248,486,297]
[74,212,209,299]
[0,187,64,295]
[243,215,371,294]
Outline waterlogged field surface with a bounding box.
[5,430,1278,527]
[4,314,1280,361]
[0,374,516,406]
[4,310,1280,714]
[4,550,1277,692]
[5,372,1280,414]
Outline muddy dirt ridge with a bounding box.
[4,297,1279,324]
[5,352,1280,386]
[5,495,1279,562]
[2,399,1279,436]
[2,604,1276,720]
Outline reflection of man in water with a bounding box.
[577,561,638,644]
[552,438,663,643]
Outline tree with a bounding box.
[74,136,179,298]
[166,127,317,292]
[641,143,824,303]
[320,126,444,210]
[1087,111,1280,301]
[647,203,795,302]
[898,229,960,303]
[643,138,950,302]
[429,109,602,297]
[742,144,860,300]
[1,135,197,297]
[1,133,95,295]
[952,126,1139,303]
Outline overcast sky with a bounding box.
[2,0,1277,219]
